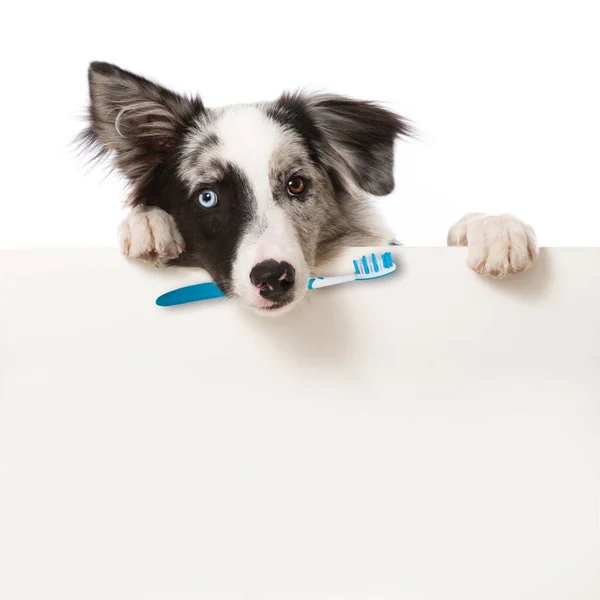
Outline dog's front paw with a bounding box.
[448,213,539,278]
[118,206,184,265]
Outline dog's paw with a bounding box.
[447,213,539,278]
[118,206,184,265]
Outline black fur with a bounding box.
[266,92,324,167]
[139,159,254,292]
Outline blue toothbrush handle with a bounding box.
[156,282,225,306]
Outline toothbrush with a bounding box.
[155,251,397,307]
[307,251,396,289]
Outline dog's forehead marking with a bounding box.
[214,106,308,293]
[213,105,285,200]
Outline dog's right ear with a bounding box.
[81,62,204,185]
[269,91,412,197]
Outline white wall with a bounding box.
[2,248,600,599]
[1,0,599,248]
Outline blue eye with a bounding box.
[198,190,218,209]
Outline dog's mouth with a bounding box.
[248,293,301,316]
[262,299,293,311]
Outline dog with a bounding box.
[80,62,539,314]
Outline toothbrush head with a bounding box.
[352,252,397,280]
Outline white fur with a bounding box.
[213,106,309,310]
[447,213,539,277]
[213,106,282,200]
[119,206,184,265]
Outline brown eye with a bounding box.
[287,176,305,196]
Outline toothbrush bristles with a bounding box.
[353,251,395,277]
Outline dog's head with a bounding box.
[82,62,410,314]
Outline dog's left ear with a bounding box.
[81,61,203,188]
[310,95,412,196]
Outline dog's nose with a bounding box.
[250,260,296,300]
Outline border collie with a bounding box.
[80,62,538,314]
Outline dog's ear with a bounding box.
[309,95,411,196]
[82,62,203,185]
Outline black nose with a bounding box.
[250,260,296,301]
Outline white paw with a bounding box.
[448,213,539,278]
[118,206,184,265]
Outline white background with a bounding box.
[2,247,600,599]
[0,0,599,248]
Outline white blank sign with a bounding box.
[1,248,599,599]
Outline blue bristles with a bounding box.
[352,251,397,280]
[372,253,379,272]
[362,255,370,274]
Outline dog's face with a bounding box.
[174,105,336,313]
[82,62,410,314]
